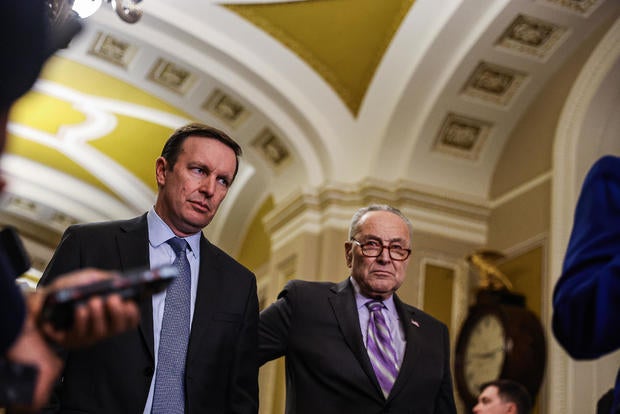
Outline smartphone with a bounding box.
[39,265,177,330]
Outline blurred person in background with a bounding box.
[553,155,620,414]
[1,1,139,411]
[473,379,532,414]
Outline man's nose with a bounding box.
[376,246,392,262]
[199,175,216,195]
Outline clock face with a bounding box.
[463,313,506,397]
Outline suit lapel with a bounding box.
[387,294,420,400]
[328,280,382,396]
[118,214,154,358]
[188,236,219,347]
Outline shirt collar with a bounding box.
[147,207,201,258]
[349,276,396,314]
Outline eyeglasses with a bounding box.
[351,239,411,261]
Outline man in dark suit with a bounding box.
[553,155,620,414]
[473,379,531,414]
[39,123,259,413]
[259,204,456,414]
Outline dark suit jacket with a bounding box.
[259,279,456,414]
[553,155,620,414]
[39,214,259,414]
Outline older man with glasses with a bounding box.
[258,204,457,414]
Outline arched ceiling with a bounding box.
[2,0,619,268]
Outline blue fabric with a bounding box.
[553,155,620,414]
[151,238,191,414]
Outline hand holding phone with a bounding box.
[39,265,177,330]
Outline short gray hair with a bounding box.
[348,204,413,242]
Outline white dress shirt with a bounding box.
[142,207,201,414]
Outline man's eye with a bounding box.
[365,241,381,248]
[390,245,403,251]
[217,177,230,187]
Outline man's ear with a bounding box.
[155,157,167,186]
[344,242,353,268]
[506,401,517,414]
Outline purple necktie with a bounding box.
[366,301,399,398]
[152,237,191,413]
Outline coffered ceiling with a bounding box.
[2,0,619,271]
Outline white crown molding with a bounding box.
[264,180,491,253]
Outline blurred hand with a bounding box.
[5,308,62,412]
[4,269,141,412]
[33,268,141,348]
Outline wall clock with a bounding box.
[454,289,546,410]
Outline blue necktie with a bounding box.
[152,237,191,414]
[366,301,399,398]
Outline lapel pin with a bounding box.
[411,319,420,328]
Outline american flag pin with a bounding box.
[411,319,420,328]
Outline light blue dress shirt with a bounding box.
[350,276,406,367]
[143,207,201,414]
